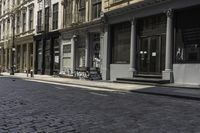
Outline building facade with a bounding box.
[0,0,35,73]
[60,0,102,76]
[34,0,63,75]
[101,0,200,85]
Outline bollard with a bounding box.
[30,69,34,77]
[26,69,29,77]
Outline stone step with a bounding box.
[134,74,162,79]
[116,77,170,84]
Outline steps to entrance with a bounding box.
[116,74,170,84]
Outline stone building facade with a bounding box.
[34,0,63,75]
[60,0,102,76]
[0,0,35,73]
[101,0,200,85]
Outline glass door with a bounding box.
[138,36,161,74]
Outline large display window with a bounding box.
[111,22,131,64]
[175,6,200,63]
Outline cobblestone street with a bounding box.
[0,77,200,133]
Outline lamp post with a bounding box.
[10,13,15,75]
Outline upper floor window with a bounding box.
[16,14,20,34]
[45,7,49,32]
[78,0,85,23]
[0,24,1,40]
[52,3,59,30]
[29,8,33,30]
[37,10,42,33]
[17,0,20,5]
[63,0,73,27]
[22,12,26,32]
[7,18,10,34]
[112,0,122,3]
[92,0,101,19]
[0,4,2,16]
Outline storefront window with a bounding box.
[175,7,200,63]
[63,44,71,71]
[111,22,130,64]
[53,39,60,71]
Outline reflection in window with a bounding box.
[111,22,130,64]
[175,7,200,63]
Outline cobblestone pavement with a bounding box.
[0,77,200,133]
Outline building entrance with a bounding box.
[138,35,165,75]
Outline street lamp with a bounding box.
[10,13,15,75]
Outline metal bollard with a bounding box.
[30,69,34,77]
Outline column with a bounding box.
[20,45,23,72]
[72,0,76,23]
[8,48,12,70]
[163,9,174,81]
[129,18,137,75]
[26,43,30,71]
[85,33,90,67]
[33,41,36,73]
[101,24,110,80]
[5,49,7,70]
[71,36,76,73]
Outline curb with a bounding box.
[1,75,130,92]
[2,75,200,101]
[131,90,200,101]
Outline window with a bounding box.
[16,14,20,34]
[45,7,49,32]
[52,3,58,30]
[63,0,73,27]
[29,8,33,30]
[17,0,20,5]
[92,0,101,19]
[78,0,85,22]
[112,0,122,3]
[22,12,26,32]
[37,10,42,32]
[3,20,5,35]
[53,38,60,71]
[0,24,1,40]
[7,18,9,35]
[111,22,131,64]
[175,7,200,63]
[0,4,2,16]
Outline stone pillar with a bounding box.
[71,36,76,73]
[101,24,110,80]
[26,43,30,71]
[0,48,2,67]
[163,9,174,81]
[85,0,89,22]
[33,41,36,73]
[5,48,8,70]
[72,0,76,23]
[129,18,137,75]
[8,48,12,70]
[85,33,90,67]
[20,45,23,72]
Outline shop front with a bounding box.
[173,6,200,84]
[137,14,166,75]
[60,21,102,79]
[104,0,200,84]
[34,31,60,75]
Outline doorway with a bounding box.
[138,35,165,75]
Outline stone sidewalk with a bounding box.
[0,72,153,91]
[1,72,200,100]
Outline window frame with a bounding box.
[52,3,59,30]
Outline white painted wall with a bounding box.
[173,64,200,85]
[110,64,132,81]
